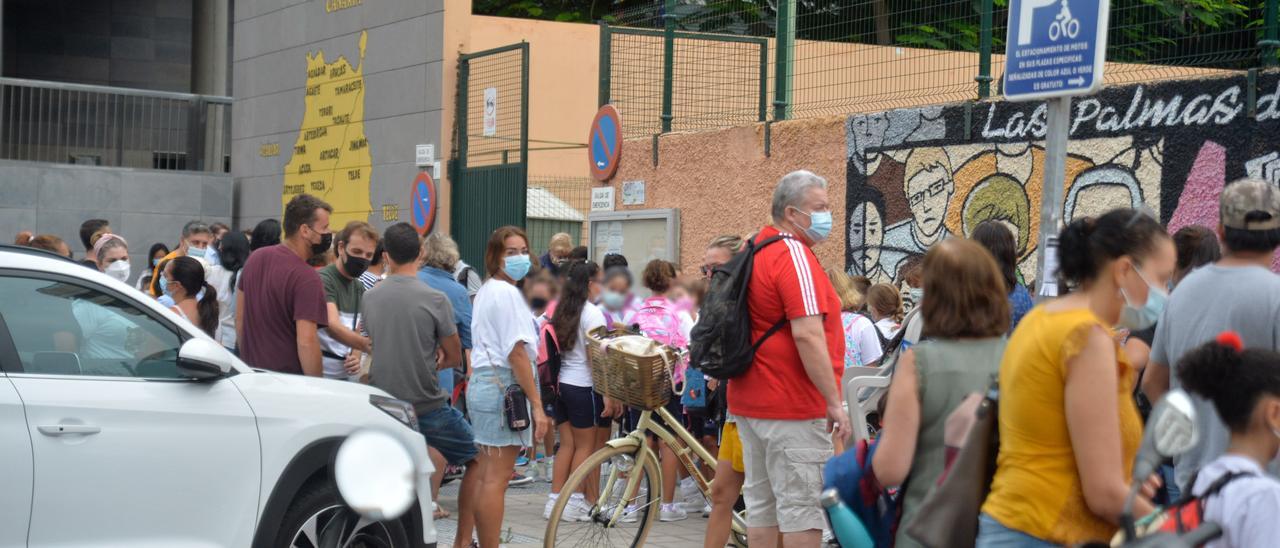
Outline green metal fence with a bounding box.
[526,175,593,257]
[601,0,1280,134]
[450,43,529,271]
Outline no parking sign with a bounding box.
[410,171,437,236]
[588,105,622,182]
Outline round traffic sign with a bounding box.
[588,104,622,181]
[410,171,437,236]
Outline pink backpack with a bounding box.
[633,296,689,383]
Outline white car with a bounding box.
[0,245,436,547]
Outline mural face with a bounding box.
[846,73,1280,286]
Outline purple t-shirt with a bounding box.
[237,244,328,374]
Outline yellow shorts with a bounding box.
[718,421,745,473]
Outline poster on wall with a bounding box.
[844,72,1280,292]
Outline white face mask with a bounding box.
[105,260,131,283]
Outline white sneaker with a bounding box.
[561,494,593,522]
[543,494,559,520]
[702,501,713,517]
[659,503,688,522]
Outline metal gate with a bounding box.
[450,43,530,270]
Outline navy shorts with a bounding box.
[554,383,611,428]
[417,405,478,466]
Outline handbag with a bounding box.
[503,384,531,431]
[902,380,1000,548]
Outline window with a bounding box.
[0,275,184,378]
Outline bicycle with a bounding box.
[543,329,747,547]
[543,405,748,547]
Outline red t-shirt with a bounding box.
[728,226,845,420]
[237,244,328,374]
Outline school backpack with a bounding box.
[633,298,689,382]
[857,312,896,356]
[689,235,790,380]
[1151,471,1253,536]
[823,438,900,547]
[535,309,562,396]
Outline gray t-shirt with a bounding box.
[1151,264,1280,489]
[362,275,458,414]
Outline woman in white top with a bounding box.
[1177,333,1280,548]
[466,226,550,548]
[205,232,250,352]
[544,261,622,520]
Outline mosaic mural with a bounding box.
[845,72,1280,291]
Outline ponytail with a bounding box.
[1177,331,1280,432]
[197,281,219,338]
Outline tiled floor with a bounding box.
[432,466,711,547]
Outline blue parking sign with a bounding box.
[1004,0,1110,101]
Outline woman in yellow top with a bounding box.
[978,208,1175,547]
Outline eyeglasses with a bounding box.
[908,178,948,207]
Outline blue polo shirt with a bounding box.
[418,265,472,350]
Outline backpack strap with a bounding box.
[742,234,796,350]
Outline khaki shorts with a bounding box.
[737,416,832,533]
[718,421,745,473]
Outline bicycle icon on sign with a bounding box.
[1048,0,1081,40]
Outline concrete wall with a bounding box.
[0,160,232,283]
[231,0,444,233]
[2,0,195,92]
[602,72,1280,285]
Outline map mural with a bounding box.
[846,72,1280,291]
[281,31,373,228]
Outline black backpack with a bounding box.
[856,311,895,355]
[689,235,790,379]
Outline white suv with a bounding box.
[0,245,436,547]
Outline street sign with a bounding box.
[483,87,497,136]
[591,187,615,212]
[415,144,434,167]
[1004,0,1110,101]
[588,104,623,182]
[410,171,437,235]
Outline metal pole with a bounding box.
[757,40,769,122]
[1035,96,1071,303]
[773,0,795,121]
[977,0,993,99]
[599,23,612,108]
[1263,0,1279,68]
[660,0,676,133]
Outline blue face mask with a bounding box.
[793,207,833,243]
[504,254,531,282]
[159,276,172,297]
[602,290,626,311]
[187,246,206,260]
[1118,264,1168,330]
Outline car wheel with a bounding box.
[278,480,411,548]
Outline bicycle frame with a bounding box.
[596,406,747,539]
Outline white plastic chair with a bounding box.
[845,373,891,444]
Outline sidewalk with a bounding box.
[432,464,709,547]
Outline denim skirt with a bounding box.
[466,366,532,448]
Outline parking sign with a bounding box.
[1004,0,1109,101]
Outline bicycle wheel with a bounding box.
[544,443,660,548]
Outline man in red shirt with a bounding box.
[235,194,332,376]
[728,170,848,548]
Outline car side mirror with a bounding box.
[177,338,234,380]
[334,429,419,521]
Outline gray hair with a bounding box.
[422,232,461,271]
[182,220,212,238]
[771,170,828,222]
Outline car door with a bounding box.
[0,271,261,547]
[0,374,33,548]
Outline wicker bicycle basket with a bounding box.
[585,326,676,410]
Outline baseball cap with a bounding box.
[1220,178,1280,231]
